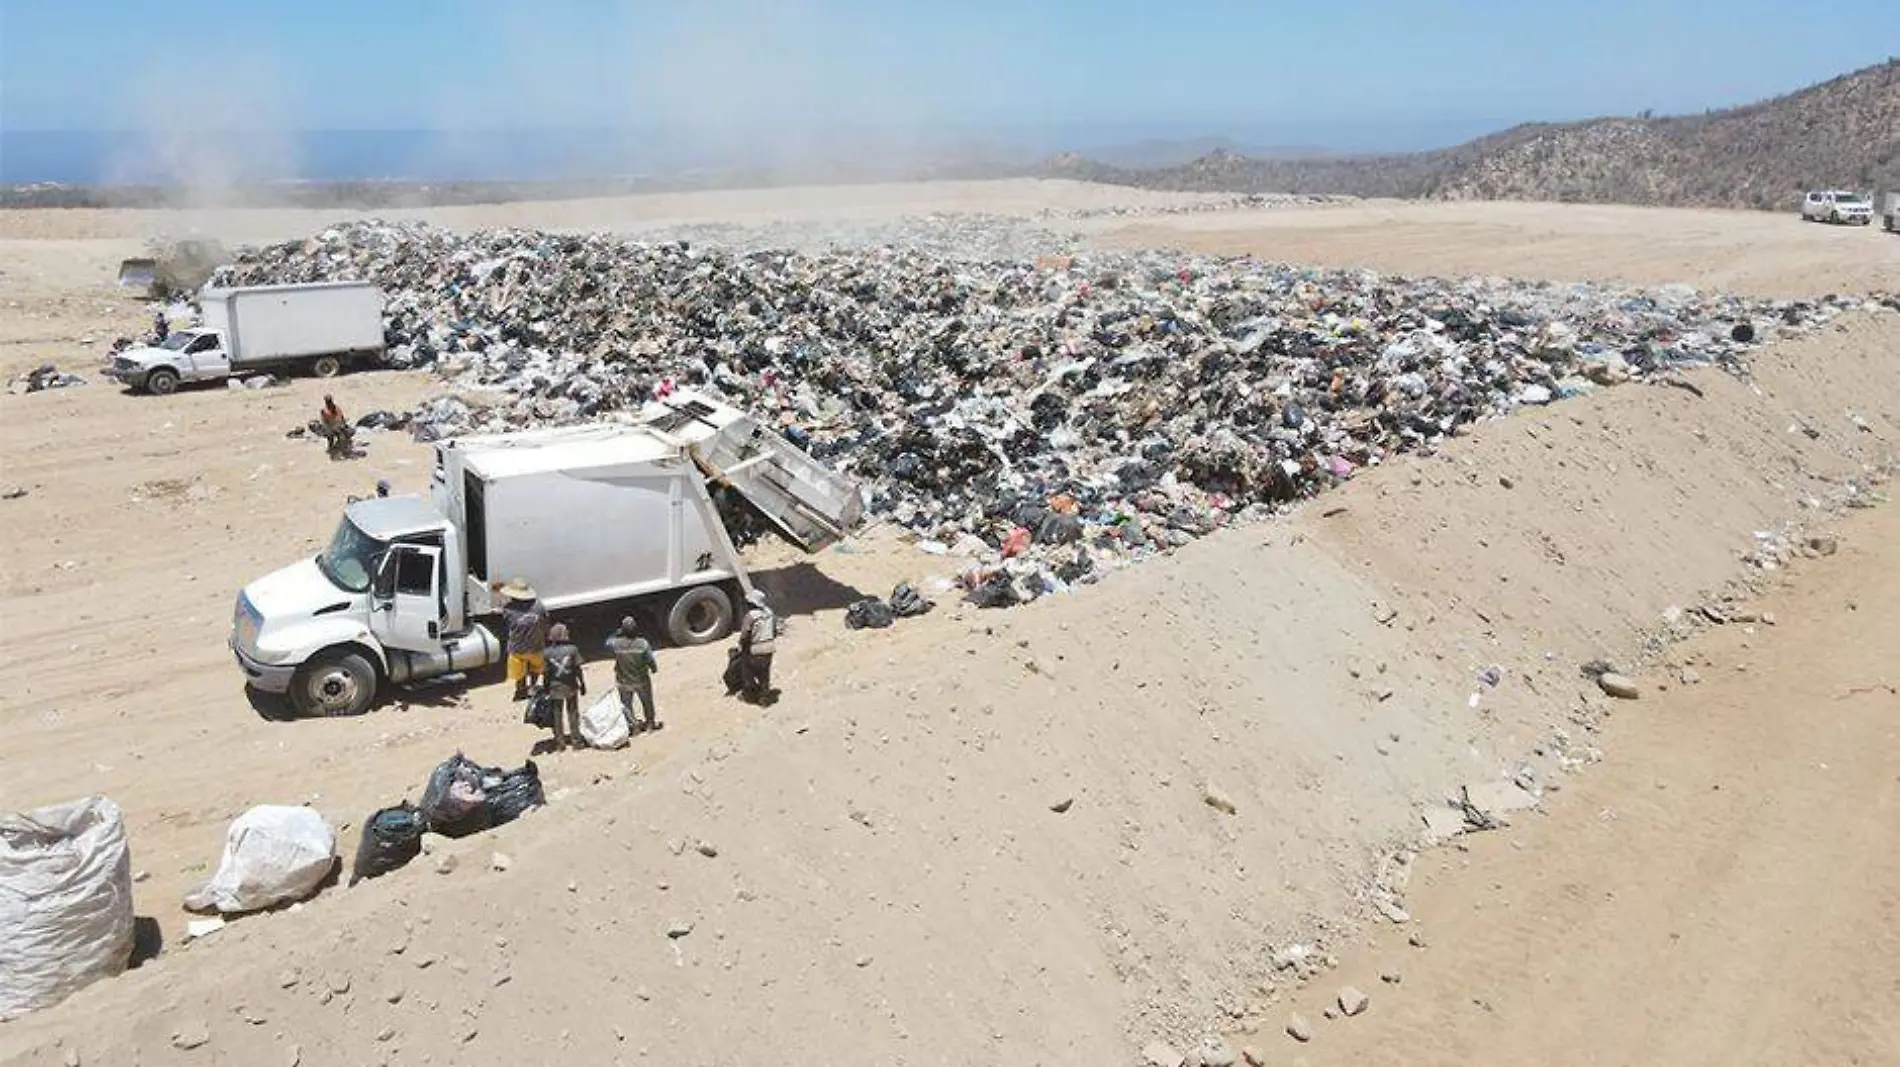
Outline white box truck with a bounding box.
[230,391,865,717]
[1884,191,1900,233]
[111,281,385,395]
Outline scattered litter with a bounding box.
[7,364,85,394]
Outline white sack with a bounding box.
[184,805,336,916]
[0,795,135,1020]
[580,691,631,749]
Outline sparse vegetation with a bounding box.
[1045,59,1900,211]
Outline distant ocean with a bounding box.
[0,129,733,185]
[1,122,1496,186]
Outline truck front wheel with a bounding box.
[145,368,179,395]
[312,355,343,378]
[290,651,378,717]
[667,586,734,646]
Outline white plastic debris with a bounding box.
[184,805,337,916]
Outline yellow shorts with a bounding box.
[506,652,546,681]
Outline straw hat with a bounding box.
[498,577,537,601]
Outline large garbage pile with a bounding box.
[216,218,1888,605]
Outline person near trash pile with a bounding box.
[603,615,661,734]
[541,622,587,751]
[491,577,549,700]
[735,589,780,704]
[153,310,169,342]
[318,394,354,460]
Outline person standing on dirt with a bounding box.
[604,615,661,734]
[736,588,780,705]
[493,577,549,700]
[153,310,169,342]
[542,622,587,751]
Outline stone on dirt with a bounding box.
[1198,1038,1238,1067]
[170,1022,210,1050]
[1338,986,1369,1016]
[1286,1014,1313,1042]
[1597,672,1641,699]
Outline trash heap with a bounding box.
[7,364,85,394]
[217,218,1890,606]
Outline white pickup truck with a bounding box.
[1800,190,1875,226]
[231,390,865,717]
[112,281,385,394]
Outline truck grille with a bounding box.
[113,356,140,374]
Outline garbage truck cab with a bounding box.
[231,390,864,717]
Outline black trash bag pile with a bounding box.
[216,218,1895,605]
[845,582,936,630]
[350,753,546,882]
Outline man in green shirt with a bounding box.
[604,616,661,733]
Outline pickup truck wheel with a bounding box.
[667,586,733,646]
[312,355,343,378]
[290,651,377,717]
[145,368,179,395]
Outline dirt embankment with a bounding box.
[1,288,1892,1063]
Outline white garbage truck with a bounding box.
[230,391,865,717]
[111,281,385,395]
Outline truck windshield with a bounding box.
[315,517,388,593]
[158,332,197,351]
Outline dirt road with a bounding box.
[1283,501,1900,1067]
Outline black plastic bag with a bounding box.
[485,761,544,826]
[420,753,493,838]
[965,573,1021,610]
[723,647,746,695]
[350,804,425,885]
[523,687,559,730]
[889,582,935,618]
[845,598,895,630]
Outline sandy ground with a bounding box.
[1,181,1897,1064]
[1292,500,1900,1067]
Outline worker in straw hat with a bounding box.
[490,576,550,700]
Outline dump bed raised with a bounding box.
[633,394,865,553]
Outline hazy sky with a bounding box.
[2,0,1894,139]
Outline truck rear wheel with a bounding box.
[312,355,343,378]
[666,586,734,646]
[145,368,179,395]
[290,651,377,717]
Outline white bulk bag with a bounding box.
[0,796,136,1020]
[184,805,336,915]
[579,691,631,750]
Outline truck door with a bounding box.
[184,332,230,380]
[370,544,445,653]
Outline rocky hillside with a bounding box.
[1049,59,1900,211]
